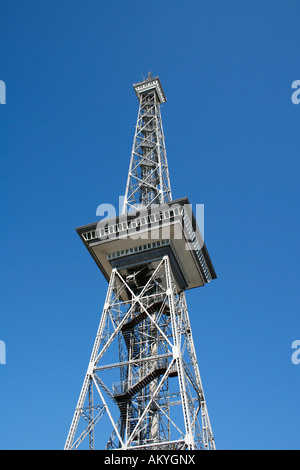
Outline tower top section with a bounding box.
[123,72,171,212]
[133,72,167,104]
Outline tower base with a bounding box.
[64,256,215,450]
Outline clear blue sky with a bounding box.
[1,0,299,450]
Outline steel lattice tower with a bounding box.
[64,74,217,450]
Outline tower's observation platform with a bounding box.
[76,197,216,298]
[133,75,166,104]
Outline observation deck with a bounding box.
[76,197,216,297]
[133,75,166,104]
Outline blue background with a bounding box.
[0,0,299,449]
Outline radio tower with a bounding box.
[64,73,217,450]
